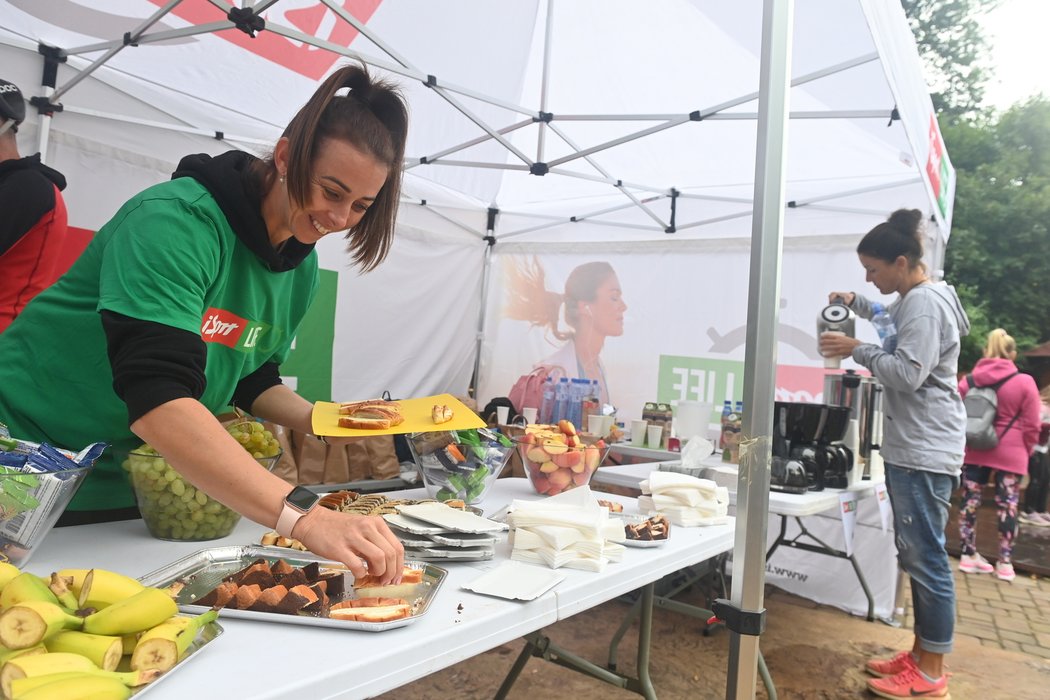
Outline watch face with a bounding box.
[286,486,319,510]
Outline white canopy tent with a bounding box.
[0,1,952,694]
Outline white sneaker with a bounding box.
[959,553,995,574]
[996,561,1016,582]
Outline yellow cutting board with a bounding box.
[311,394,485,437]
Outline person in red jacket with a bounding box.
[0,78,69,332]
[957,328,1042,581]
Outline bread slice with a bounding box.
[328,602,411,622]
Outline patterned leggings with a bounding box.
[958,464,1020,562]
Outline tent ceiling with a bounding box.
[0,0,948,242]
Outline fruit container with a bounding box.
[0,462,94,567]
[125,420,282,541]
[511,421,610,496]
[406,429,513,505]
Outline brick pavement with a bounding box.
[896,555,1050,660]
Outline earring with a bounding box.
[279,173,286,184]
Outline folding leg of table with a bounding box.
[766,514,875,622]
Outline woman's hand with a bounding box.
[819,331,862,359]
[828,291,855,306]
[294,507,405,584]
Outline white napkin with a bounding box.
[641,471,721,496]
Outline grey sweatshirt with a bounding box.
[850,282,971,475]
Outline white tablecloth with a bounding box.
[26,479,735,699]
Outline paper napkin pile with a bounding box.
[638,471,730,527]
[506,486,625,572]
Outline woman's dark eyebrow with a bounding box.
[320,175,377,201]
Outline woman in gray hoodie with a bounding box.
[821,208,969,700]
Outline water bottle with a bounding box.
[553,377,569,424]
[540,377,556,424]
[569,378,586,428]
[871,302,898,354]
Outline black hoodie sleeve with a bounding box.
[101,310,207,425]
[230,362,283,413]
[0,169,56,256]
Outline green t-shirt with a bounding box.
[0,177,318,511]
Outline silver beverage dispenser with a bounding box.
[816,297,856,369]
[824,369,883,479]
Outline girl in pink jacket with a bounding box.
[957,329,1042,581]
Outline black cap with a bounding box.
[0,80,26,125]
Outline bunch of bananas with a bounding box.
[0,561,215,699]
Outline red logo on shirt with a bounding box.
[201,308,246,347]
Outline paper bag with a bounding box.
[263,421,298,486]
[343,438,375,483]
[292,429,328,484]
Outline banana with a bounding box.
[3,656,157,699]
[54,569,144,611]
[44,575,78,612]
[81,587,177,636]
[119,632,139,656]
[130,609,217,672]
[0,562,21,591]
[0,574,61,611]
[11,673,132,700]
[43,630,122,671]
[0,644,45,665]
[0,602,83,649]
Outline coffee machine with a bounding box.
[771,402,853,491]
[824,370,883,482]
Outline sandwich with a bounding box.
[337,399,404,430]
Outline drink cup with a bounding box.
[522,407,538,424]
[496,405,510,425]
[631,419,648,446]
[588,414,604,436]
[822,330,845,369]
[601,415,616,436]
[647,424,663,450]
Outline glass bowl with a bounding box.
[406,430,513,505]
[0,463,93,567]
[125,448,280,541]
[512,426,610,496]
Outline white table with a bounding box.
[27,479,734,700]
[592,460,891,622]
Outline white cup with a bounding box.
[522,407,538,424]
[588,414,604,436]
[496,405,510,425]
[822,330,845,369]
[601,415,616,436]
[647,424,663,450]
[630,419,648,445]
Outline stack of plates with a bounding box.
[383,502,508,561]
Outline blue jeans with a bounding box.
[885,463,958,655]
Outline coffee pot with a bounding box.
[824,370,883,480]
[816,297,856,369]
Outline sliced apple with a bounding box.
[552,450,583,470]
[572,470,590,486]
[542,439,568,456]
[548,469,572,489]
[539,461,560,473]
[558,419,577,437]
[583,444,601,471]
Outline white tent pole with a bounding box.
[536,0,555,162]
[726,0,792,697]
[472,209,498,399]
[34,86,54,165]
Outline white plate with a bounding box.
[398,502,508,534]
[382,513,449,535]
[622,537,668,548]
[461,561,565,601]
[404,545,495,561]
[427,531,500,547]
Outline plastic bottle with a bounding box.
[540,377,556,424]
[719,400,733,450]
[553,377,569,424]
[581,380,600,427]
[871,302,898,354]
[568,378,586,429]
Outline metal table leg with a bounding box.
[767,514,875,622]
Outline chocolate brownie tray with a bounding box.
[138,545,446,632]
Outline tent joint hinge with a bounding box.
[424,75,438,88]
[228,7,266,38]
[710,599,766,636]
[29,96,62,117]
[535,111,553,123]
[530,162,549,176]
[122,32,139,47]
[787,200,797,208]
[689,110,703,121]
[483,236,496,247]
[888,106,900,126]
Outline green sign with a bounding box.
[657,354,745,420]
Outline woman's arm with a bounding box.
[131,397,403,582]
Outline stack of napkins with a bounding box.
[638,471,730,527]
[507,486,625,572]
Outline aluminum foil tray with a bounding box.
[138,545,446,632]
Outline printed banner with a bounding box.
[875,482,892,534]
[839,491,859,557]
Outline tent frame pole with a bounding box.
[727,0,793,697]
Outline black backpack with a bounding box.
[963,373,1019,450]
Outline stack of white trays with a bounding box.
[383,502,508,562]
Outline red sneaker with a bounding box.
[867,666,949,699]
[865,650,917,678]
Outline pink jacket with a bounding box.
[959,358,1041,475]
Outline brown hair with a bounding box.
[503,257,616,342]
[257,64,407,271]
[856,208,926,270]
[983,328,1017,360]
